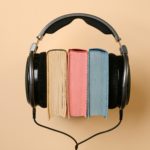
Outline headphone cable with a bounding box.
[33,108,123,150]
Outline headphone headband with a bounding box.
[37,13,121,42]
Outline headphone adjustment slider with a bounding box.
[30,43,38,52]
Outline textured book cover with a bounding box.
[68,49,88,117]
[47,49,67,118]
[88,49,109,117]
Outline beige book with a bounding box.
[47,49,67,119]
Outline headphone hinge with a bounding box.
[37,35,43,41]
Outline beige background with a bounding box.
[0,0,150,150]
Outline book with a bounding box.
[88,49,109,117]
[47,49,67,118]
[68,49,88,117]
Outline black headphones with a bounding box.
[25,13,131,150]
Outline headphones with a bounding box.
[25,13,131,150]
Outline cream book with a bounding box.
[47,50,67,119]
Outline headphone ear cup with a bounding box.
[25,52,35,107]
[109,53,119,109]
[119,55,131,108]
[126,66,131,104]
[34,52,47,108]
[25,55,31,104]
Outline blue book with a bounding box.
[87,49,109,117]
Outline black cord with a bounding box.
[33,108,78,145]
[76,109,123,147]
[32,108,123,150]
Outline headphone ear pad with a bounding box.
[109,53,119,109]
[117,56,124,107]
[34,52,47,108]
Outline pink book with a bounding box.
[68,49,88,117]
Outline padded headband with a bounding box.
[37,13,121,42]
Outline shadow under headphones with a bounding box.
[25,13,131,150]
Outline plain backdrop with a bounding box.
[0,0,150,150]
